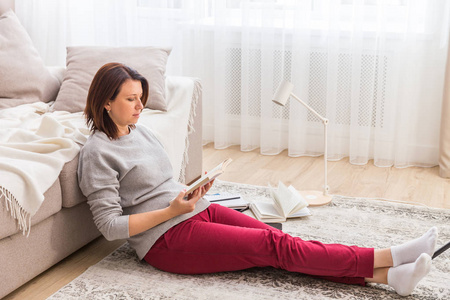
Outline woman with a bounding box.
[78,62,438,297]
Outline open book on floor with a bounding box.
[250,181,311,222]
[204,192,249,211]
[185,158,232,195]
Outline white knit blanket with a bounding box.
[0,76,198,236]
[0,102,85,236]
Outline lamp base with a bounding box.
[299,190,332,206]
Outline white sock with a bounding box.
[391,226,438,267]
[387,253,432,297]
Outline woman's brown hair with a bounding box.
[84,62,149,139]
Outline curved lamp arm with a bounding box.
[272,80,330,196]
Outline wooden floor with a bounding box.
[4,143,449,299]
[202,143,450,209]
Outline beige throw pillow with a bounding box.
[0,10,60,109]
[53,46,171,112]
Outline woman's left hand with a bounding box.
[202,179,215,196]
[187,178,215,200]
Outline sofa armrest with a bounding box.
[184,78,203,185]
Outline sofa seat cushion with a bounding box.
[0,179,62,239]
[59,153,87,208]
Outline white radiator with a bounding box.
[222,46,391,130]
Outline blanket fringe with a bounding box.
[0,186,31,237]
[179,78,201,183]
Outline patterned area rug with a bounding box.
[49,180,450,300]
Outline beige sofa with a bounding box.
[0,73,203,299]
[0,5,203,298]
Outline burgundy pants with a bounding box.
[144,204,374,286]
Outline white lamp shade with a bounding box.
[272,80,294,106]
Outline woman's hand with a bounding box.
[187,178,215,199]
[200,179,215,197]
[168,178,215,217]
[168,187,203,216]
[129,186,205,237]
[129,180,214,237]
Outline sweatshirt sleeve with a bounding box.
[77,146,130,241]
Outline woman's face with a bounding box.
[105,79,144,136]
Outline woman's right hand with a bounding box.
[168,187,203,216]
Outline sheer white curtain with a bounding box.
[16,0,450,167]
[15,0,190,74]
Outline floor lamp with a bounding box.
[272,80,332,206]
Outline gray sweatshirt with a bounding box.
[77,125,210,260]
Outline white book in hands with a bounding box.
[185,158,232,195]
[250,181,311,222]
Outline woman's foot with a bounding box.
[387,253,432,296]
[391,227,438,267]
